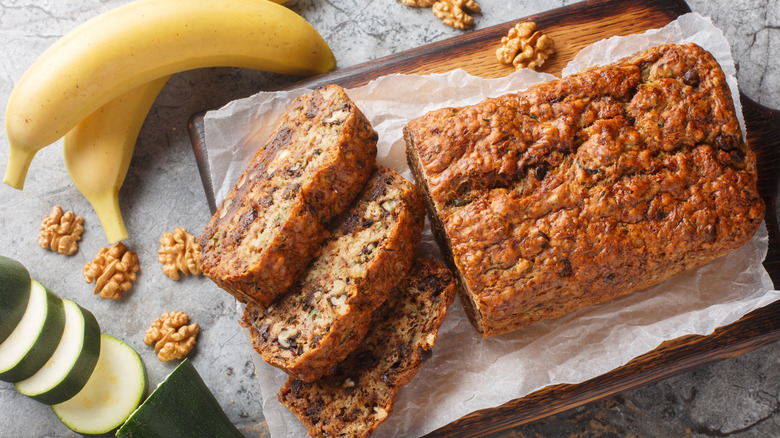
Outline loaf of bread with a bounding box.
[277,257,457,438]
[404,43,765,337]
[198,84,378,306]
[242,166,425,382]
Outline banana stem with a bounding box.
[3,146,38,189]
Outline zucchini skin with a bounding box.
[0,285,66,383]
[24,302,102,405]
[0,255,32,343]
[116,359,244,438]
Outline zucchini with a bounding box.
[0,280,66,382]
[116,359,244,438]
[0,255,32,343]
[15,299,101,404]
[52,334,147,435]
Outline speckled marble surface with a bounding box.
[0,0,778,437]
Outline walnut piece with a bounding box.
[158,227,202,280]
[400,0,436,6]
[83,242,140,300]
[432,0,481,29]
[144,311,199,362]
[38,206,84,256]
[496,21,555,70]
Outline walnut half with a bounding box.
[144,311,199,362]
[38,206,83,256]
[83,242,140,300]
[157,227,202,280]
[432,0,481,30]
[496,21,555,70]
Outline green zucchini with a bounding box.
[0,280,66,382]
[116,359,244,438]
[52,334,147,435]
[15,298,101,404]
[0,255,32,343]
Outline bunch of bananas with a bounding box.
[4,0,336,243]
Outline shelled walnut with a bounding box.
[398,0,480,30]
[144,311,199,362]
[158,227,202,280]
[38,206,84,255]
[400,0,436,6]
[83,242,140,300]
[432,0,481,29]
[496,21,555,70]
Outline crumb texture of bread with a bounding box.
[198,84,378,306]
[404,43,765,337]
[277,257,457,438]
[242,166,425,382]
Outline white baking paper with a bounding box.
[203,13,780,438]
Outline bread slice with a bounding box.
[199,85,378,306]
[242,166,425,382]
[277,257,457,438]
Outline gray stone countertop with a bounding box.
[0,0,778,437]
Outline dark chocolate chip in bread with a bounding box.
[199,84,378,307]
[242,166,425,382]
[278,257,457,438]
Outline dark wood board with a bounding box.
[188,0,780,436]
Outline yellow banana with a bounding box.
[4,0,335,189]
[63,77,170,244]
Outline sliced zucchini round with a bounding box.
[0,280,66,382]
[15,299,101,404]
[52,334,147,435]
[116,359,244,438]
[0,255,32,343]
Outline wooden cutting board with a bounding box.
[188,0,780,435]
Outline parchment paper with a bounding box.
[203,13,780,437]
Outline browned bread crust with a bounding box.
[242,166,425,382]
[199,85,378,306]
[277,257,457,438]
[404,43,765,337]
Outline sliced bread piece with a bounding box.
[199,84,378,306]
[277,257,457,438]
[242,166,425,382]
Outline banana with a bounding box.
[63,77,170,244]
[4,0,335,189]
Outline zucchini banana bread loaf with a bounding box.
[242,166,425,382]
[277,257,457,438]
[199,84,378,306]
[404,43,765,337]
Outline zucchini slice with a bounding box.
[116,359,244,438]
[0,281,66,382]
[0,255,32,343]
[15,299,101,404]
[52,334,147,435]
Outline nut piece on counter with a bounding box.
[496,21,555,70]
[38,205,84,256]
[83,242,140,300]
[144,311,199,362]
[157,227,202,280]
[400,0,436,6]
[432,0,481,29]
